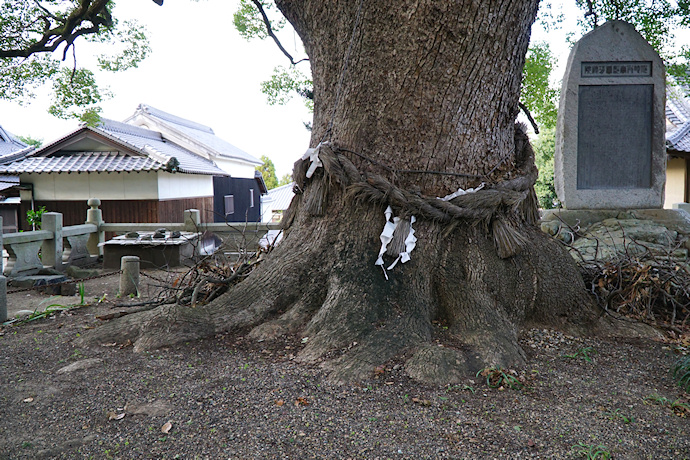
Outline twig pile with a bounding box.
[112,244,270,315]
[580,252,690,331]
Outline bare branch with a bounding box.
[0,0,112,59]
[250,0,308,65]
[518,102,540,134]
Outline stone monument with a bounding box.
[554,20,666,209]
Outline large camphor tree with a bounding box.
[4,0,655,383]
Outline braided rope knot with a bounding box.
[289,125,539,259]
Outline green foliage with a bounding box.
[563,346,597,363]
[522,42,559,131]
[477,367,525,390]
[574,0,690,80]
[533,127,559,209]
[26,205,46,230]
[571,442,611,459]
[48,68,111,122]
[97,21,151,72]
[605,408,634,424]
[521,43,560,210]
[261,65,313,111]
[233,1,313,110]
[644,392,690,416]
[0,55,59,102]
[3,303,70,326]
[78,282,86,306]
[671,354,690,392]
[0,0,150,118]
[16,135,42,147]
[534,0,565,33]
[256,155,279,189]
[278,173,292,187]
[233,0,285,41]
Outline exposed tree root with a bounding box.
[78,193,660,384]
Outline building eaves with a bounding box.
[667,121,690,154]
[667,85,690,130]
[267,182,295,211]
[0,152,165,174]
[98,118,228,176]
[128,104,262,166]
[0,124,31,159]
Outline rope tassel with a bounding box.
[492,218,528,259]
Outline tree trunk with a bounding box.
[79,0,654,383]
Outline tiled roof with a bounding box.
[0,125,32,159]
[667,87,690,131]
[267,182,295,211]
[667,85,690,154]
[0,119,229,176]
[668,121,690,153]
[0,152,163,174]
[131,104,262,165]
[98,119,227,175]
[0,175,19,192]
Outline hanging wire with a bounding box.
[321,0,366,144]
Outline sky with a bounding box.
[0,0,313,178]
[0,1,684,177]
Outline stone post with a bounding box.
[86,198,105,256]
[0,216,6,323]
[184,209,201,232]
[41,212,64,271]
[119,256,140,297]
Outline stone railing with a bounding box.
[1,215,98,278]
[0,198,281,322]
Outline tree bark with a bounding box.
[79,0,656,383]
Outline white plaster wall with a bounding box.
[23,172,159,200]
[214,158,257,178]
[23,172,214,201]
[664,157,686,208]
[157,172,214,200]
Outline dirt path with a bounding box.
[1,270,689,459]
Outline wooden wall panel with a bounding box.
[23,198,214,230]
[158,197,213,223]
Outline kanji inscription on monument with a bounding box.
[554,21,666,209]
[577,84,652,189]
[581,61,652,77]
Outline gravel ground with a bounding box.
[1,270,689,459]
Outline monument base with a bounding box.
[541,208,690,234]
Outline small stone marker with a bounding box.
[555,20,666,209]
[119,256,140,297]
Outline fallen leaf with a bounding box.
[161,421,172,433]
[295,397,309,406]
[374,365,385,375]
[23,397,34,403]
[107,411,125,420]
[412,397,431,406]
[276,400,285,406]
